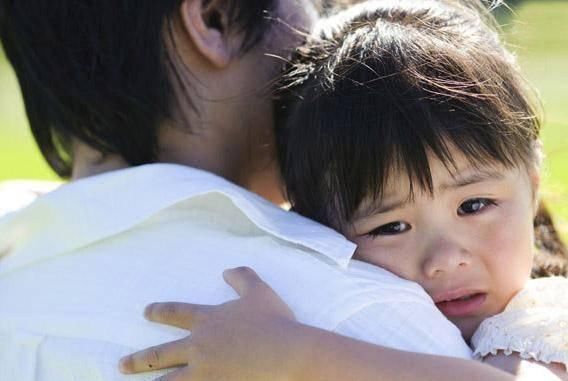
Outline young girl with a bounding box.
[120,0,568,379]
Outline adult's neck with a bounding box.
[70,139,286,205]
[71,140,129,180]
[156,122,286,205]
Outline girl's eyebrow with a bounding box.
[372,199,409,215]
[354,197,410,220]
[438,169,506,192]
[355,169,505,220]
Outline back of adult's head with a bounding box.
[0,0,276,177]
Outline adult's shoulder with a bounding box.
[0,180,61,218]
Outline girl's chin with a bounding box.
[452,317,485,343]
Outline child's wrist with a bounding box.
[285,322,332,381]
[269,320,317,381]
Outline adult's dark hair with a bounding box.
[274,0,567,276]
[0,0,276,177]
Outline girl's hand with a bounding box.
[119,268,554,381]
[119,267,308,381]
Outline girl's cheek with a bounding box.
[352,237,390,267]
[476,203,533,279]
[353,237,416,280]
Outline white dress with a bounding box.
[472,277,568,370]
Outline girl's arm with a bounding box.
[119,267,561,381]
[483,353,568,381]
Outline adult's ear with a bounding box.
[179,0,235,68]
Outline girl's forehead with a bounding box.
[354,163,530,223]
[384,146,501,186]
[376,151,526,201]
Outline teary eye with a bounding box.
[457,198,496,216]
[367,221,411,237]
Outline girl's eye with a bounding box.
[367,221,411,237]
[457,198,496,216]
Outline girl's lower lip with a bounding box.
[435,293,487,317]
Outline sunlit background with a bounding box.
[0,1,566,239]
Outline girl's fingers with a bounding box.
[119,338,191,374]
[222,266,267,297]
[154,367,193,381]
[144,302,214,329]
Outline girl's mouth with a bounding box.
[435,292,487,317]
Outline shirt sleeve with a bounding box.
[334,300,473,359]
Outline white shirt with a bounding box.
[0,164,471,380]
[0,180,61,217]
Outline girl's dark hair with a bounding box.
[274,0,567,276]
[533,201,568,277]
[0,0,276,177]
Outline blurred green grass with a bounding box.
[501,1,568,239]
[0,55,56,180]
[0,1,566,239]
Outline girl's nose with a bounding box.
[422,237,471,279]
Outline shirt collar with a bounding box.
[0,164,355,275]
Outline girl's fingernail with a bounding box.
[118,357,129,373]
[144,304,154,319]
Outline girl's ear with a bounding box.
[178,0,235,69]
[529,165,541,217]
[530,139,544,217]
